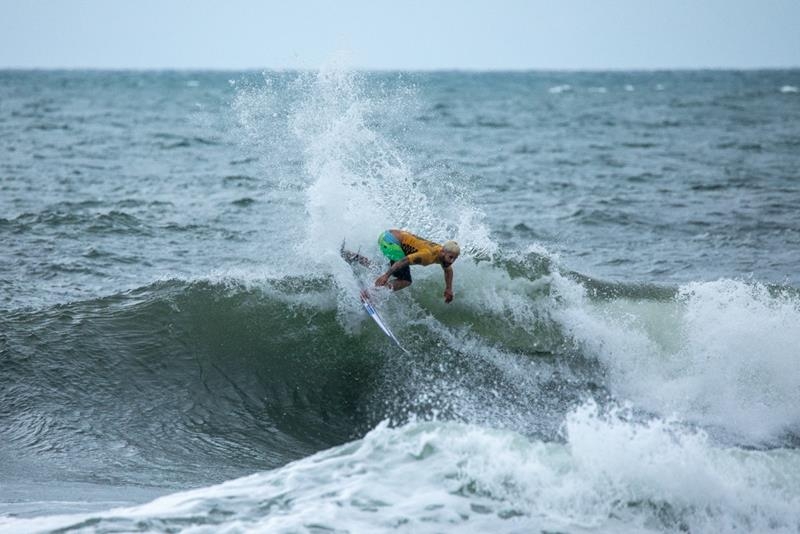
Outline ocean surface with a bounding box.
[1,68,800,533]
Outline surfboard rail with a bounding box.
[359,290,408,352]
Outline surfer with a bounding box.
[374,229,460,303]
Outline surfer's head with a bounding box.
[441,240,461,266]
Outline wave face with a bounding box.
[2,68,800,531]
[1,279,383,488]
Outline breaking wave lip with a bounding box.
[4,402,799,534]
[551,270,800,447]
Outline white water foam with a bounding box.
[552,273,800,444]
[6,404,798,533]
[563,401,800,532]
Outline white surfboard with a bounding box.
[342,244,408,352]
[359,290,408,353]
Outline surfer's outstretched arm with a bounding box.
[443,266,454,303]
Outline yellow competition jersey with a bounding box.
[392,230,444,267]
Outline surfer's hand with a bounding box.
[375,274,389,287]
[444,289,454,303]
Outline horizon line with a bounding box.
[2,65,799,73]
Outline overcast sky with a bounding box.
[1,0,799,70]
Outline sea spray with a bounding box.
[231,65,500,335]
[235,67,494,261]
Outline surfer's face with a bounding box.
[441,250,459,266]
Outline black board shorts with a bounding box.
[389,260,412,283]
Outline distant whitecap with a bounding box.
[780,85,798,93]
[548,84,572,94]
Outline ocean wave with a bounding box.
[3,254,799,494]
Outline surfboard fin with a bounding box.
[340,240,372,267]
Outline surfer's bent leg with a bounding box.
[388,260,412,291]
